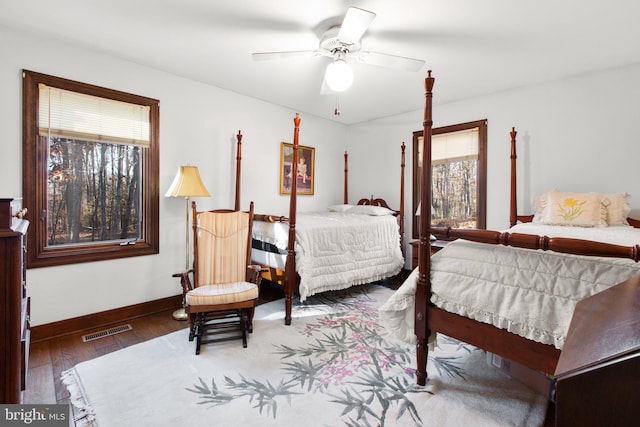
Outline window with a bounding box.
[23,70,160,268]
[412,120,487,239]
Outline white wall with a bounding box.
[347,64,640,249]
[4,22,640,326]
[0,26,347,326]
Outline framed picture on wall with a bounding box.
[280,142,315,195]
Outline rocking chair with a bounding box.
[174,201,261,354]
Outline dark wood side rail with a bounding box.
[430,227,640,262]
[429,307,561,375]
[253,213,288,223]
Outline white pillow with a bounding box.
[346,205,394,216]
[532,190,557,222]
[538,191,608,227]
[603,193,631,226]
[327,204,354,213]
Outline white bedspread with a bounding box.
[252,220,289,251]
[380,226,640,348]
[510,223,640,246]
[253,212,404,301]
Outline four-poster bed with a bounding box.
[233,114,407,325]
[407,70,640,388]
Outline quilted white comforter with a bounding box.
[380,228,640,349]
[254,212,404,302]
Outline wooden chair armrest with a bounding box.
[172,269,195,294]
[247,264,266,286]
[171,268,194,278]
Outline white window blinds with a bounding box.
[418,128,479,167]
[38,83,150,147]
[432,128,479,163]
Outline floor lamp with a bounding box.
[165,165,211,320]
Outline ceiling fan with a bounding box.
[251,6,426,93]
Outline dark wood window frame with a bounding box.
[22,70,160,268]
[412,119,487,239]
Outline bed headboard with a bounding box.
[508,128,640,229]
[357,196,389,207]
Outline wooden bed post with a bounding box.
[235,130,242,211]
[400,142,406,257]
[416,70,435,386]
[344,151,349,204]
[284,113,301,325]
[509,127,518,228]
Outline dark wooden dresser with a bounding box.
[554,274,640,426]
[0,198,30,403]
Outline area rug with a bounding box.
[62,285,548,427]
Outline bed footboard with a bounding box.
[430,226,640,262]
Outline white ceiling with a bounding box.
[3,0,640,125]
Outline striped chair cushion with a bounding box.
[186,281,258,306]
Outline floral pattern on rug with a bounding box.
[186,288,479,427]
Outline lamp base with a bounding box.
[172,308,188,321]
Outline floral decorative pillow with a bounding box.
[539,191,608,227]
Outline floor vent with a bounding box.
[82,324,133,342]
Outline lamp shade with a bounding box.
[165,165,211,198]
[325,58,354,92]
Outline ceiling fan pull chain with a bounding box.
[334,95,341,116]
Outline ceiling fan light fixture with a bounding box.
[324,58,353,92]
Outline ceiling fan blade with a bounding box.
[337,7,376,45]
[356,51,425,72]
[251,50,320,61]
